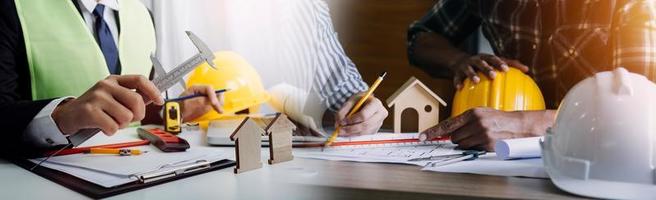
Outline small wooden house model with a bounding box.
[230,113,297,173]
[386,77,447,133]
[230,117,265,174]
[259,113,296,164]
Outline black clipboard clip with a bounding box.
[132,160,211,183]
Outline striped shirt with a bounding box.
[156,0,368,113]
[408,0,656,108]
[279,0,369,111]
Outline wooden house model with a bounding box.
[257,113,296,164]
[230,117,265,174]
[386,77,447,133]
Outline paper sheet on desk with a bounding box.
[293,133,547,179]
[29,127,228,188]
[294,134,461,166]
[31,151,227,188]
[33,146,222,176]
[422,153,548,178]
[298,147,548,178]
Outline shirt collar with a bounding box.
[78,0,119,13]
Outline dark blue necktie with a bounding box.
[93,5,120,74]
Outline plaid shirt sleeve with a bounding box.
[612,0,656,80]
[407,0,482,76]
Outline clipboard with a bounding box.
[11,158,235,199]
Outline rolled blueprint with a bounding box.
[494,137,544,160]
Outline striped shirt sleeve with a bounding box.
[307,0,369,111]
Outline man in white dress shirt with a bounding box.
[153,0,389,136]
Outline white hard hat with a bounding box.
[541,67,656,199]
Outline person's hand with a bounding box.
[178,85,224,122]
[52,75,164,135]
[451,54,529,89]
[334,94,388,136]
[288,117,323,137]
[420,108,553,151]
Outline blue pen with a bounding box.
[166,89,229,102]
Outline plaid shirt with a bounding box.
[408,0,656,108]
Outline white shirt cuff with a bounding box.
[23,97,75,148]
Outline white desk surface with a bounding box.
[0,128,585,200]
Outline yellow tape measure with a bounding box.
[164,101,182,134]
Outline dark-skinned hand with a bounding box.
[420,107,554,151]
[451,54,529,89]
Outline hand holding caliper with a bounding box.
[34,31,217,170]
[31,31,218,171]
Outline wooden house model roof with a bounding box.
[230,117,261,140]
[262,113,296,133]
[386,76,447,107]
[229,113,296,140]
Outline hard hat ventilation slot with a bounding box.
[612,67,633,95]
[236,109,250,115]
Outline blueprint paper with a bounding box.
[295,141,461,166]
[295,133,547,179]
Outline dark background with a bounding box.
[325,0,477,129]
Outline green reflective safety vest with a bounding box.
[14,0,155,100]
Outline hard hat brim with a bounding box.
[543,133,656,199]
[547,169,656,199]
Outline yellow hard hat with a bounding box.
[451,67,545,117]
[186,51,270,123]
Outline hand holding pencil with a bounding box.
[326,72,388,146]
[176,85,227,121]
